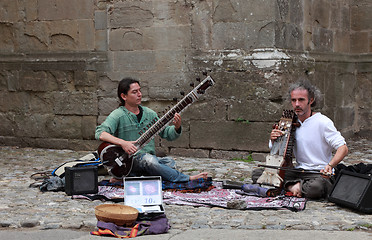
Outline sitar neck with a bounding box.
[135,95,194,148]
[134,76,215,152]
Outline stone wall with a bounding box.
[0,0,371,160]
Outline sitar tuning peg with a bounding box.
[196,77,201,82]
[173,97,178,102]
[180,91,185,96]
[202,71,208,76]
[190,83,195,87]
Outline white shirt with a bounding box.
[294,113,346,170]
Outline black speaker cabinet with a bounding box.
[329,169,372,213]
[65,166,98,196]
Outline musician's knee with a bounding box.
[140,153,160,167]
[302,177,330,199]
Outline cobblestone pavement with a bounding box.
[0,138,372,234]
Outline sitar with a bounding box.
[98,76,215,178]
[256,109,298,187]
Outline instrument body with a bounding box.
[98,76,215,178]
[257,110,298,187]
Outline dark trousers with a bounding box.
[284,170,333,199]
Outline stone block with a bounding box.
[46,115,82,139]
[53,92,98,115]
[213,0,276,23]
[312,0,330,28]
[0,0,19,22]
[0,136,20,147]
[81,116,97,140]
[212,21,275,50]
[68,139,100,151]
[95,30,107,51]
[252,152,267,162]
[351,5,372,31]
[312,27,333,52]
[190,121,272,152]
[0,70,17,91]
[98,97,119,116]
[25,137,70,150]
[190,2,212,50]
[333,30,350,53]
[275,22,303,50]
[28,93,55,113]
[76,20,95,51]
[335,107,355,130]
[0,23,16,52]
[0,92,30,113]
[169,147,210,158]
[95,10,107,30]
[330,5,350,31]
[25,0,38,21]
[97,75,118,97]
[113,51,156,72]
[210,150,254,161]
[350,32,369,53]
[17,71,59,92]
[143,26,191,50]
[14,113,52,138]
[140,71,189,99]
[358,109,372,136]
[155,50,187,73]
[108,2,153,28]
[338,72,357,106]
[355,73,372,108]
[38,0,94,20]
[109,29,144,51]
[153,0,191,25]
[289,0,303,25]
[74,70,97,88]
[0,112,15,136]
[158,128,190,149]
[228,99,282,122]
[181,99,226,122]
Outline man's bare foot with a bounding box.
[287,182,302,197]
[189,172,208,181]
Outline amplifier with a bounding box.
[65,166,98,196]
[328,169,372,213]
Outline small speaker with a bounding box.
[329,170,372,213]
[65,166,98,196]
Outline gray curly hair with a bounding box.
[288,78,322,107]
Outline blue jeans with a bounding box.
[131,153,190,182]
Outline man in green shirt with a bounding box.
[95,77,208,182]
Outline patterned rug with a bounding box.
[72,181,307,212]
[163,182,307,212]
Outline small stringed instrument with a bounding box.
[98,76,215,178]
[257,109,298,187]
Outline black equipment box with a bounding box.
[328,169,372,213]
[65,166,98,196]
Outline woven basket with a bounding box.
[95,204,139,226]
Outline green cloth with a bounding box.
[95,106,181,155]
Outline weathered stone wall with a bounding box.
[0,0,371,160]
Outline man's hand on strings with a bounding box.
[173,113,182,130]
[270,128,283,141]
[120,141,137,155]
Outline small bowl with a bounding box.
[95,204,139,226]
